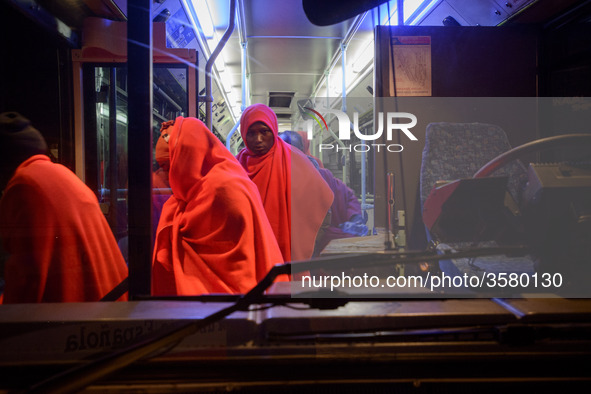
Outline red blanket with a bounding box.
[237,104,333,262]
[0,155,128,303]
[152,117,284,295]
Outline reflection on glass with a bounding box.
[89,65,189,263]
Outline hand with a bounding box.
[339,221,368,236]
[349,213,367,225]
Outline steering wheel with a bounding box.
[473,133,591,178]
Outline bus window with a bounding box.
[83,64,190,261]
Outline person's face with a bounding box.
[245,121,274,156]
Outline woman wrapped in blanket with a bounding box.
[0,112,128,303]
[236,104,334,262]
[151,117,284,295]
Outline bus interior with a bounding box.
[1,0,591,392]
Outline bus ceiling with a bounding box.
[7,0,587,140]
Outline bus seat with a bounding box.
[419,122,535,285]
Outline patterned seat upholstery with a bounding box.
[419,122,534,280]
[420,122,528,209]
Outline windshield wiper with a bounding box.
[22,245,531,394]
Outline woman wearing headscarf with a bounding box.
[0,112,128,303]
[236,104,333,262]
[152,116,284,296]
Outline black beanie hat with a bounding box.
[0,112,48,157]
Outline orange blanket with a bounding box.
[0,155,128,303]
[237,104,333,262]
[152,117,284,295]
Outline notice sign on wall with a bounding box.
[390,36,432,96]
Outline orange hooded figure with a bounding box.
[0,112,128,303]
[153,124,171,189]
[152,116,284,295]
[236,104,333,262]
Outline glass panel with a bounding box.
[151,66,188,242]
[88,65,189,263]
[94,66,129,244]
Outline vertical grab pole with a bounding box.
[341,42,347,184]
[108,67,119,239]
[397,0,404,25]
[241,40,247,111]
[225,38,247,152]
[205,0,236,131]
[127,0,153,298]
